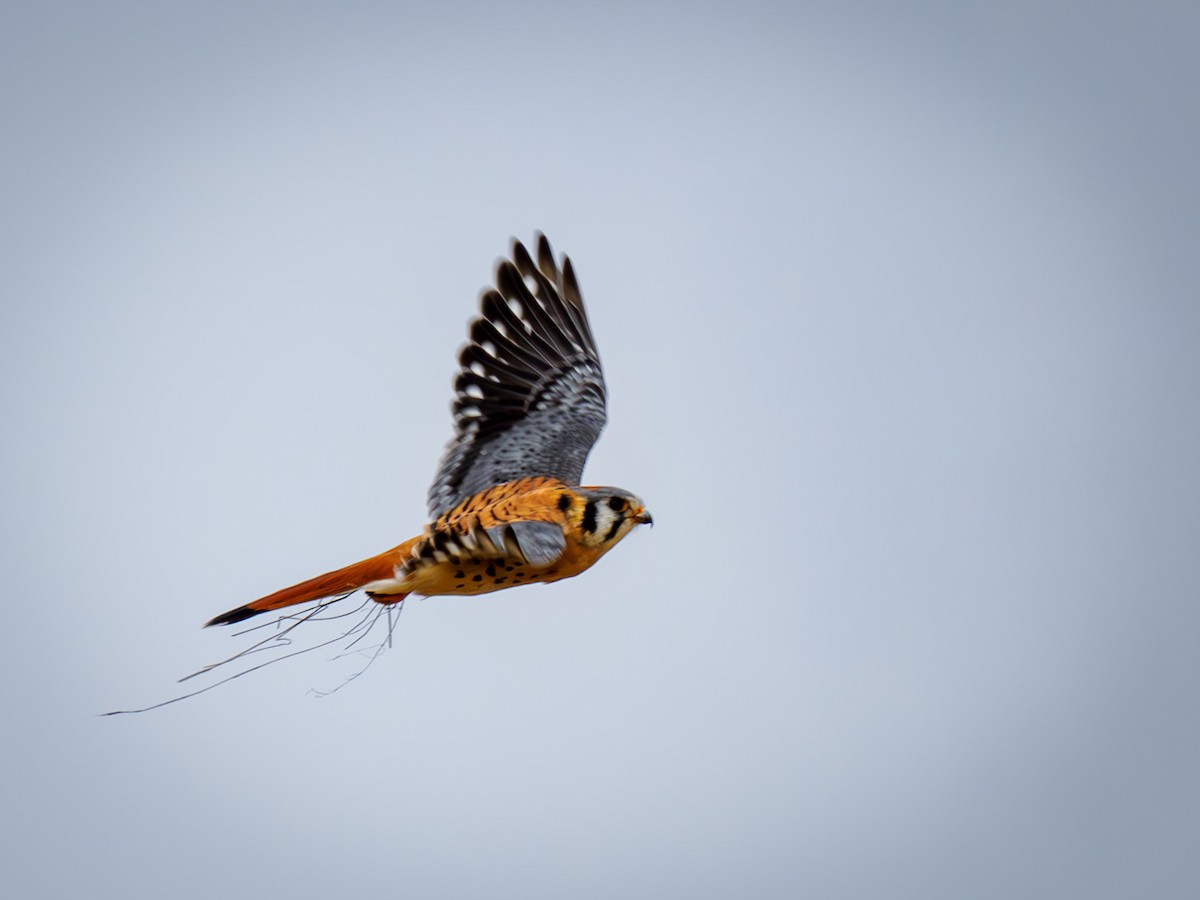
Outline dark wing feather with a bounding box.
[427,234,607,518]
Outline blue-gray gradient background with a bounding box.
[4,2,1197,897]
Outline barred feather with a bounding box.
[427,234,607,519]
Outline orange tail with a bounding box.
[205,544,411,627]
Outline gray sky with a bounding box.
[4,2,1198,898]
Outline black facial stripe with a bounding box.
[581,500,597,533]
[603,514,623,542]
[557,493,571,512]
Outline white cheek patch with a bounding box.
[591,506,611,537]
[595,505,628,544]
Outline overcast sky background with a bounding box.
[4,2,1198,897]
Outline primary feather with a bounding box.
[426,233,607,519]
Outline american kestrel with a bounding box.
[205,234,651,628]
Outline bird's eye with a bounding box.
[608,497,627,512]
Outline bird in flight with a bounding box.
[206,233,651,629]
[106,234,651,714]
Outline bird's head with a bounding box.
[572,486,653,548]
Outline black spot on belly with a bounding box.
[494,577,507,584]
[455,583,465,590]
[485,564,496,577]
[454,570,465,579]
[472,574,482,582]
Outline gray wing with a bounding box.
[427,234,607,519]
[487,521,567,566]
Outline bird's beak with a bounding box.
[635,510,654,527]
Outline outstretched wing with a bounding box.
[427,234,607,519]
